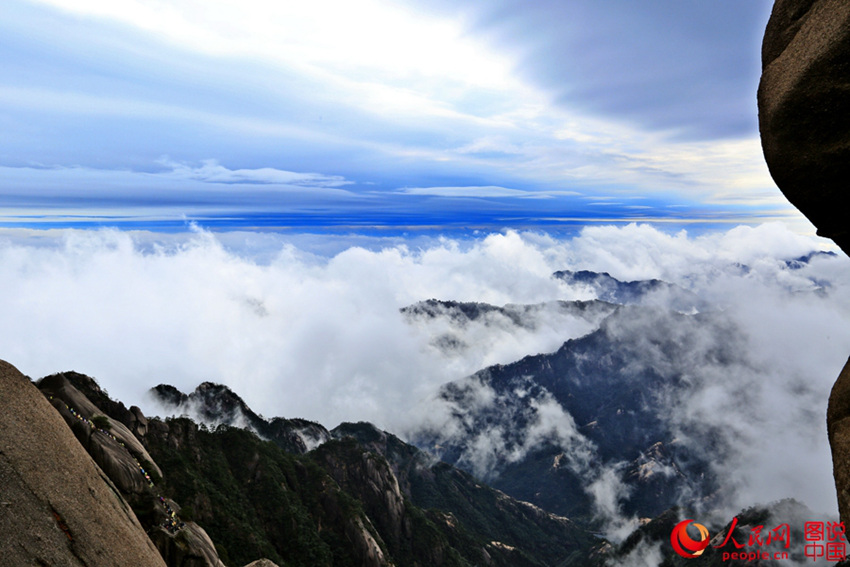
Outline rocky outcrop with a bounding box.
[150,521,227,567]
[828,360,850,522]
[311,437,412,560]
[0,359,166,566]
[332,422,600,567]
[758,0,850,253]
[758,0,850,525]
[37,371,230,567]
[39,372,163,494]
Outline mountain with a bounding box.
[401,298,617,331]
[0,354,610,566]
[401,297,618,362]
[18,364,607,566]
[399,269,762,528]
[152,382,330,453]
[38,371,230,567]
[13,353,836,566]
[609,499,823,566]
[328,421,599,566]
[149,383,603,566]
[552,270,707,313]
[411,303,733,523]
[1,256,837,565]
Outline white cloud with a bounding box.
[159,158,351,187]
[0,223,847,524]
[8,0,786,214]
[27,0,522,104]
[396,186,580,198]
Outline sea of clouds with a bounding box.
[1,222,849,525]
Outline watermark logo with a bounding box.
[668,516,848,562]
[671,519,710,559]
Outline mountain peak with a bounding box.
[150,382,330,454]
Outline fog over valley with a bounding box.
[3,222,848,529]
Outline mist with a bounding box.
[1,222,849,522]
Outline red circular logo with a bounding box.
[671,519,710,558]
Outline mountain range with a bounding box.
[0,260,839,566]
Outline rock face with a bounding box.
[828,360,850,522]
[150,522,228,567]
[37,371,229,567]
[758,0,850,525]
[39,373,163,494]
[758,0,850,253]
[0,360,166,567]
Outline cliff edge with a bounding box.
[758,0,850,253]
[0,359,166,566]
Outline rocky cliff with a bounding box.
[37,371,230,567]
[758,0,850,253]
[0,360,166,566]
[758,0,850,525]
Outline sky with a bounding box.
[0,0,811,233]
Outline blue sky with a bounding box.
[0,0,808,233]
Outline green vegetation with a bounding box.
[91,415,111,430]
[146,419,367,566]
[38,372,603,566]
[143,417,600,567]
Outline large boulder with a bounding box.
[758,0,850,253]
[0,359,166,566]
[758,0,850,524]
[150,521,227,567]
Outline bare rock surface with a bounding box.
[151,521,227,567]
[758,0,850,253]
[39,373,163,477]
[37,371,229,567]
[39,372,163,495]
[828,358,850,521]
[0,359,166,566]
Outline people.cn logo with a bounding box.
[671,519,711,558]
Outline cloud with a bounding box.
[0,223,847,527]
[411,0,775,140]
[1,0,791,226]
[158,159,351,187]
[397,186,533,198]
[416,376,596,480]
[395,186,580,198]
